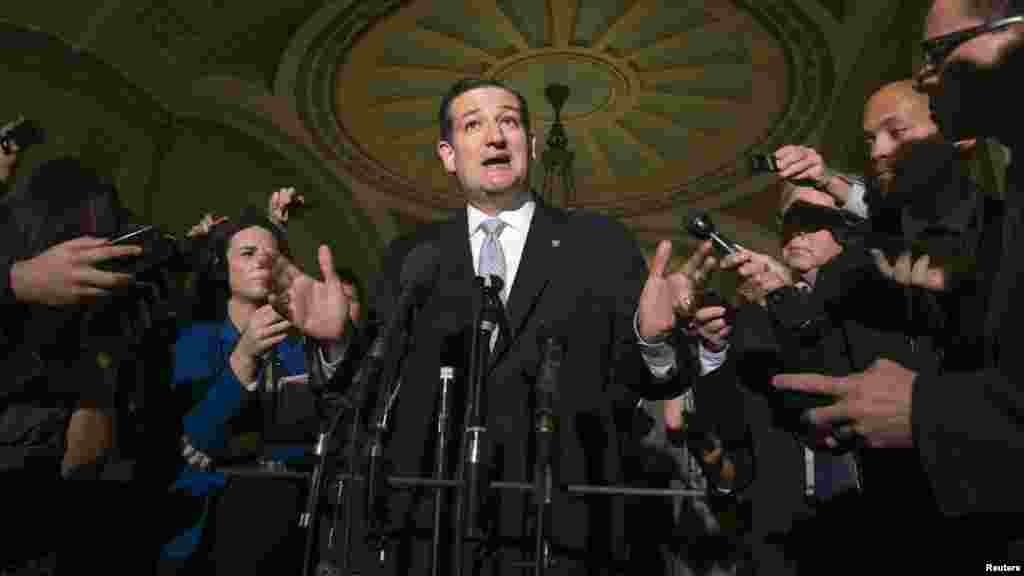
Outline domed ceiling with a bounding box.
[3,0,886,266]
[311,0,836,247]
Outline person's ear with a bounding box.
[438,140,456,174]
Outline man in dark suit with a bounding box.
[692,181,899,575]
[272,77,713,575]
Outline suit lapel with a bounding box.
[489,201,565,369]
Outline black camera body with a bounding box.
[100,224,193,277]
[1,117,46,154]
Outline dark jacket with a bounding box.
[912,156,1024,558]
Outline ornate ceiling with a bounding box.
[301,0,838,249]
[0,0,923,271]
[338,0,787,208]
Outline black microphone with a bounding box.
[686,211,738,256]
[364,242,441,546]
[534,328,564,487]
[535,328,564,446]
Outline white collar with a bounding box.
[467,198,536,236]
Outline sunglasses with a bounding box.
[921,15,1024,70]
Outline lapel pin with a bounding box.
[552,239,560,247]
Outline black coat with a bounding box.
[913,156,1024,558]
[695,246,949,575]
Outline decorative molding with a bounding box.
[0,18,383,273]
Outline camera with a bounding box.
[1,117,46,154]
[101,224,194,277]
[748,153,778,174]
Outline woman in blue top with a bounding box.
[160,207,349,574]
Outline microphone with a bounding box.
[535,328,564,444]
[364,242,441,546]
[534,328,564,486]
[460,274,503,542]
[686,211,738,256]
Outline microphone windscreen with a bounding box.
[536,324,566,396]
[399,242,441,293]
[686,210,714,240]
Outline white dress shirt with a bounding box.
[467,200,535,295]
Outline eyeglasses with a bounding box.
[921,15,1024,69]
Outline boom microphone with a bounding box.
[364,241,441,544]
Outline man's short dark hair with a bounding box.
[963,0,1024,17]
[438,78,531,143]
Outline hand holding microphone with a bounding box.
[688,291,734,353]
[719,249,794,307]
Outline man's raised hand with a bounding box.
[637,240,716,341]
[269,245,349,342]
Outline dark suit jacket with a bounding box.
[912,158,1024,558]
[695,249,949,574]
[351,199,686,575]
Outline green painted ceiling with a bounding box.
[337,0,793,218]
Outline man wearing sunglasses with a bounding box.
[774,0,1024,561]
[683,177,960,574]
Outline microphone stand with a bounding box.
[453,275,502,576]
[337,327,384,576]
[431,364,455,576]
[532,397,555,576]
[365,325,414,565]
[301,340,333,576]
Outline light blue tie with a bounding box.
[478,218,507,300]
[479,218,507,350]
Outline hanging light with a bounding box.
[540,84,576,208]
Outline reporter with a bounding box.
[690,180,955,573]
[0,157,152,574]
[160,206,352,574]
[774,0,1024,559]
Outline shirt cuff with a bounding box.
[318,339,348,381]
[698,342,729,376]
[242,379,260,392]
[634,308,669,346]
[634,309,677,379]
[841,176,869,219]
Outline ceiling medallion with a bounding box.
[292,0,834,221]
[489,48,635,123]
